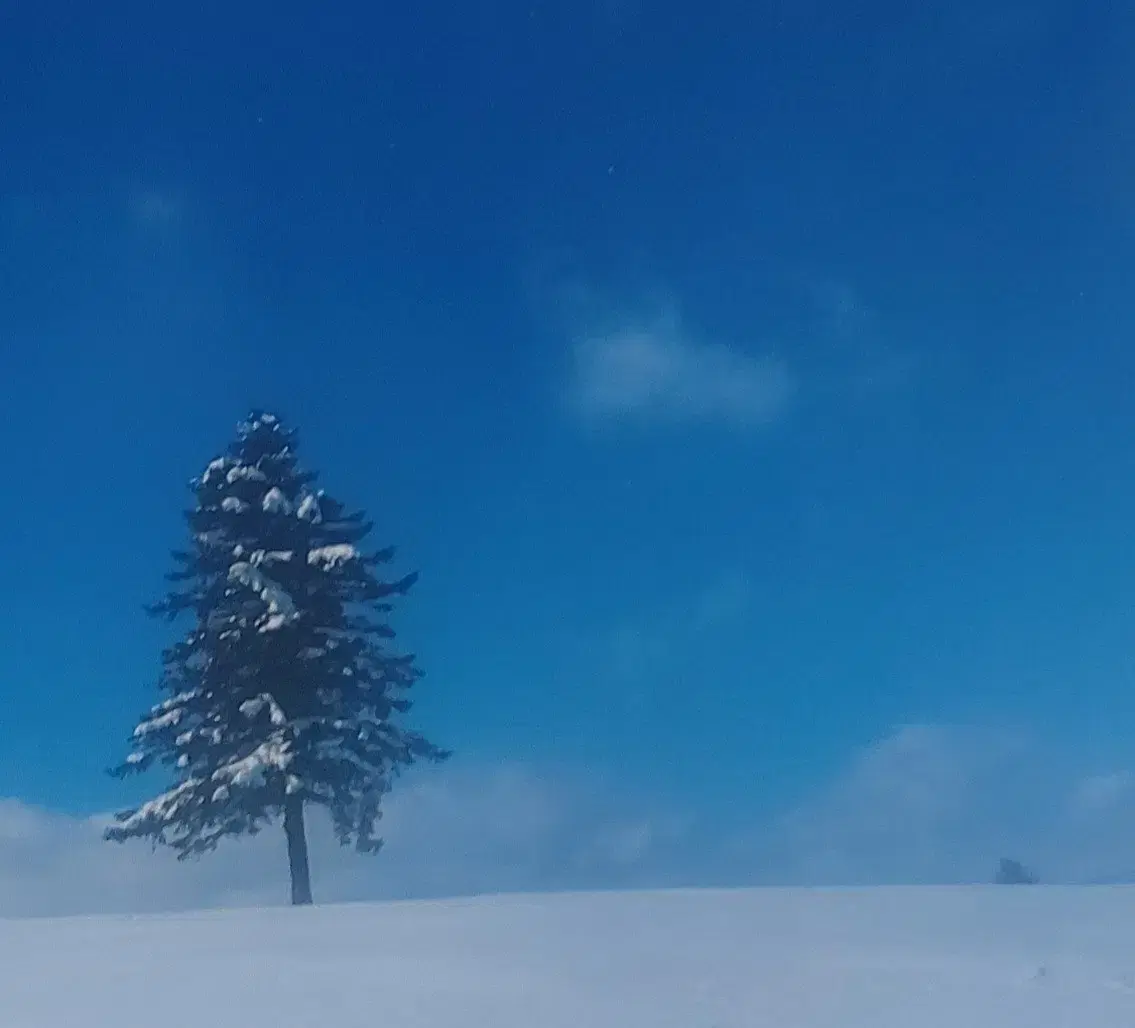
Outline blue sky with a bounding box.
[3,0,1135,902]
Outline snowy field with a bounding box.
[3,886,1135,1027]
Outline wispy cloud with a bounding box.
[569,320,793,429]
[1071,772,1135,815]
[763,725,1031,885]
[757,724,1135,887]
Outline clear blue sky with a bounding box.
[2,0,1135,836]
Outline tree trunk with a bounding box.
[284,795,313,906]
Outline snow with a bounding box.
[220,496,248,513]
[239,412,280,435]
[239,693,288,725]
[262,487,292,514]
[308,543,358,570]
[114,778,202,831]
[200,457,230,485]
[249,548,294,567]
[296,491,322,523]
[3,886,1135,1026]
[225,464,267,485]
[153,690,201,713]
[210,738,293,788]
[132,707,182,737]
[227,561,297,630]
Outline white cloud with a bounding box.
[757,725,1135,888]
[549,274,919,432]
[0,765,690,918]
[761,725,1029,885]
[1070,772,1135,815]
[7,726,1135,916]
[570,322,793,428]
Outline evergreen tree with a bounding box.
[993,857,1038,885]
[106,411,448,904]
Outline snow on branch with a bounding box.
[238,412,282,437]
[239,693,288,726]
[199,457,233,486]
[307,544,358,571]
[226,464,268,485]
[262,487,292,514]
[133,705,187,738]
[249,549,294,567]
[211,738,294,789]
[296,492,322,523]
[152,689,202,714]
[114,777,204,832]
[228,561,298,631]
[128,692,207,764]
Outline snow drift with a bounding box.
[2,886,1134,1026]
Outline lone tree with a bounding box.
[106,411,448,904]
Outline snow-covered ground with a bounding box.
[3,886,1135,1026]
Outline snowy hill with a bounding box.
[3,886,1135,1026]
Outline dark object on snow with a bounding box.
[105,411,449,905]
[994,858,1038,885]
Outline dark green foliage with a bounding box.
[105,411,448,901]
[993,858,1038,885]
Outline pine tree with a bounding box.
[106,411,448,904]
[993,857,1038,885]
